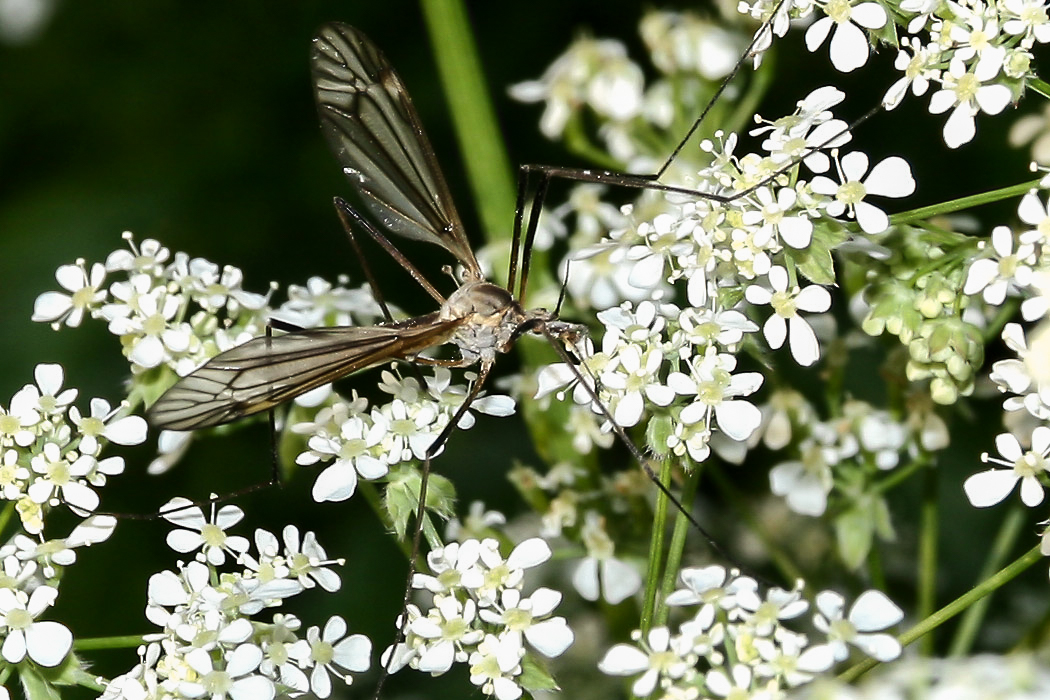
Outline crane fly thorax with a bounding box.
[441,280,530,365]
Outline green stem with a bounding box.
[917,461,938,654]
[890,178,1045,225]
[420,0,516,252]
[653,464,703,628]
[74,634,150,650]
[640,457,672,633]
[839,542,1044,683]
[948,505,1026,656]
[1029,77,1050,100]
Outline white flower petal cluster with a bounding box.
[103,523,363,700]
[293,367,514,503]
[0,363,144,534]
[385,537,572,700]
[598,565,903,696]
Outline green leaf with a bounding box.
[384,465,457,540]
[519,654,559,693]
[835,505,874,571]
[20,666,63,700]
[790,224,844,286]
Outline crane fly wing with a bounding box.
[148,314,465,431]
[312,23,481,277]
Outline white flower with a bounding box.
[295,616,371,698]
[770,438,836,516]
[298,414,388,502]
[32,259,107,328]
[811,151,916,234]
[963,226,1035,305]
[965,427,1050,507]
[810,589,903,662]
[668,348,764,443]
[804,0,887,73]
[467,633,524,700]
[571,512,641,604]
[928,56,1013,149]
[598,627,691,696]
[179,645,275,700]
[745,265,832,366]
[161,497,250,566]
[0,586,72,666]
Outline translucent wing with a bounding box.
[148,313,464,431]
[312,23,481,276]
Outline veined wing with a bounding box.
[312,23,481,277]
[148,313,465,431]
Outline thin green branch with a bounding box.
[949,505,1027,656]
[840,542,1044,683]
[890,178,1045,226]
[420,0,516,251]
[917,462,938,654]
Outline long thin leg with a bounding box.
[372,361,494,700]
[654,0,791,180]
[539,327,736,563]
[333,197,447,306]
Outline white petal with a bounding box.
[25,621,72,667]
[165,529,203,554]
[975,84,1012,116]
[963,469,1017,507]
[312,463,358,502]
[597,644,649,675]
[507,538,552,569]
[525,617,574,657]
[851,3,888,29]
[614,391,644,428]
[600,558,641,604]
[829,21,871,73]
[572,558,600,601]
[31,292,73,322]
[804,17,833,52]
[943,104,977,149]
[763,314,787,350]
[1020,476,1045,507]
[852,632,902,661]
[849,590,904,630]
[1,631,26,663]
[796,285,832,313]
[332,633,371,672]
[865,157,915,198]
[855,201,890,234]
[788,317,821,366]
[714,400,762,441]
[628,253,665,288]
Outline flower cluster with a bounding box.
[31,233,386,413]
[598,565,903,697]
[741,0,1044,149]
[102,513,367,700]
[0,362,144,532]
[384,538,573,700]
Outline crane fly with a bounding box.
[147,24,585,433]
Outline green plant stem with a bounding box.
[839,542,1044,683]
[74,635,149,650]
[640,457,672,633]
[917,462,938,655]
[890,178,1045,226]
[948,504,1027,656]
[1030,77,1050,100]
[420,0,516,253]
[654,464,703,628]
